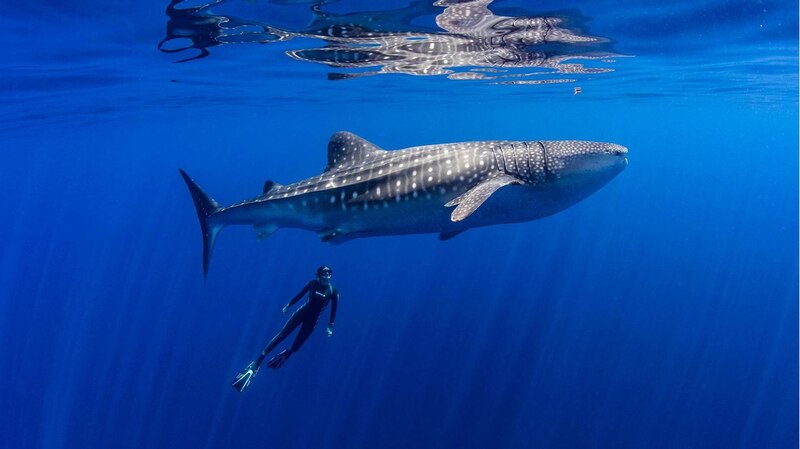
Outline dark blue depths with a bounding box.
[1,1,797,449]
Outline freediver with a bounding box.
[232,265,339,392]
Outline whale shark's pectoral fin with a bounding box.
[325,132,387,172]
[254,224,278,241]
[445,174,522,222]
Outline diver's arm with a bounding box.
[326,290,338,337]
[283,281,312,313]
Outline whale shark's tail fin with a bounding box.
[179,169,222,277]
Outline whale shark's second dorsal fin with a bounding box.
[325,131,386,172]
[263,180,282,195]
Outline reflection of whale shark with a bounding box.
[160,0,618,83]
[292,0,614,81]
[180,132,628,275]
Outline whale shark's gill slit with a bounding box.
[491,146,504,174]
[537,141,553,182]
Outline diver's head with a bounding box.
[316,265,333,284]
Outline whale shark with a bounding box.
[180,132,627,275]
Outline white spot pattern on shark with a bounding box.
[179,132,628,275]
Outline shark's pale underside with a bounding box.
[181,132,627,275]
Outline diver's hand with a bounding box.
[282,305,289,315]
[326,325,334,337]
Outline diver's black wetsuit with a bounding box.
[257,280,338,363]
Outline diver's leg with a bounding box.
[264,318,316,370]
[232,308,308,391]
[289,318,317,353]
[256,308,304,367]
[262,317,317,369]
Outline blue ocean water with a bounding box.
[1,1,797,448]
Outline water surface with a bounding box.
[1,1,797,449]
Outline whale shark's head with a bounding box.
[520,140,628,212]
[541,140,628,187]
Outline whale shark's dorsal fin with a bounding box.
[325,132,386,172]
